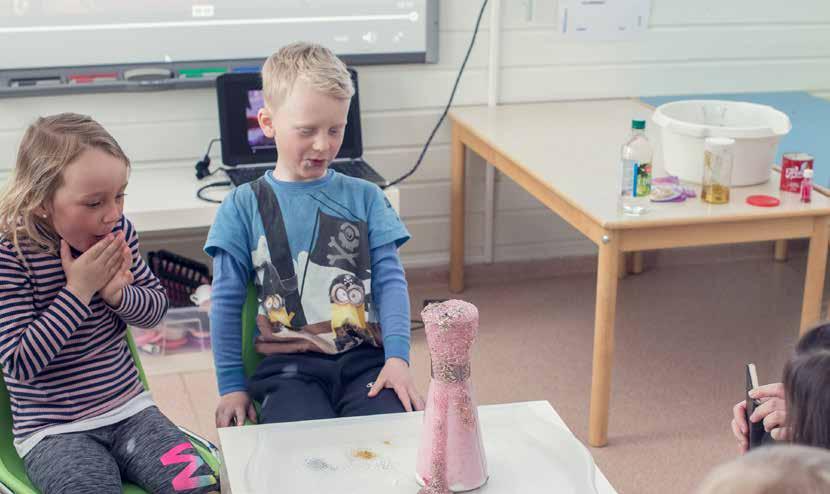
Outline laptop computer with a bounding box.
[215,69,386,187]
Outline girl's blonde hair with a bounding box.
[696,445,830,494]
[0,113,129,256]
[261,42,354,110]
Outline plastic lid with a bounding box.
[746,195,780,207]
[631,120,646,130]
[803,168,814,178]
[705,137,736,150]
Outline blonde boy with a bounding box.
[206,43,422,426]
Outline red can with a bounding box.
[780,152,814,193]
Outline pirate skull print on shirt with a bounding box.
[252,209,382,354]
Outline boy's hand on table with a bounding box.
[368,357,424,412]
[216,391,257,427]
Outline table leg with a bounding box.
[589,234,620,447]
[774,240,789,262]
[618,252,627,280]
[631,251,644,275]
[450,124,467,293]
[800,218,829,335]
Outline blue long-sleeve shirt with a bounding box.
[210,241,410,395]
[205,170,412,395]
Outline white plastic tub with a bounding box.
[652,100,791,186]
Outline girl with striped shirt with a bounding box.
[0,114,218,494]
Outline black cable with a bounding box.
[197,181,230,203]
[203,137,221,156]
[195,138,221,179]
[411,319,424,331]
[384,0,489,189]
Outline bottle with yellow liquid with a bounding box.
[701,137,735,204]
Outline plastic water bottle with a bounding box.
[619,120,653,215]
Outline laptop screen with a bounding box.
[217,69,363,166]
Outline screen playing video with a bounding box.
[246,90,269,150]
[1,0,431,70]
[218,70,361,166]
[244,89,358,154]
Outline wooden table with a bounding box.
[218,401,618,494]
[448,99,830,447]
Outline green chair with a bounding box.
[0,332,222,494]
[241,282,263,381]
[241,282,264,423]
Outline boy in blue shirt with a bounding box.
[205,42,423,427]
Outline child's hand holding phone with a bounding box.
[744,363,768,450]
[732,380,788,453]
[749,383,788,440]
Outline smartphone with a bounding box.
[745,363,767,449]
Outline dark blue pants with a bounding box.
[248,345,405,423]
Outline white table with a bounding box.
[123,166,225,233]
[448,99,830,446]
[218,401,617,494]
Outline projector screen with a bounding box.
[1,0,438,69]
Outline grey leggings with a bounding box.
[24,407,218,494]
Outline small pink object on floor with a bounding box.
[416,300,488,493]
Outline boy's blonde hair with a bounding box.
[695,445,830,494]
[0,113,130,256]
[261,42,354,110]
